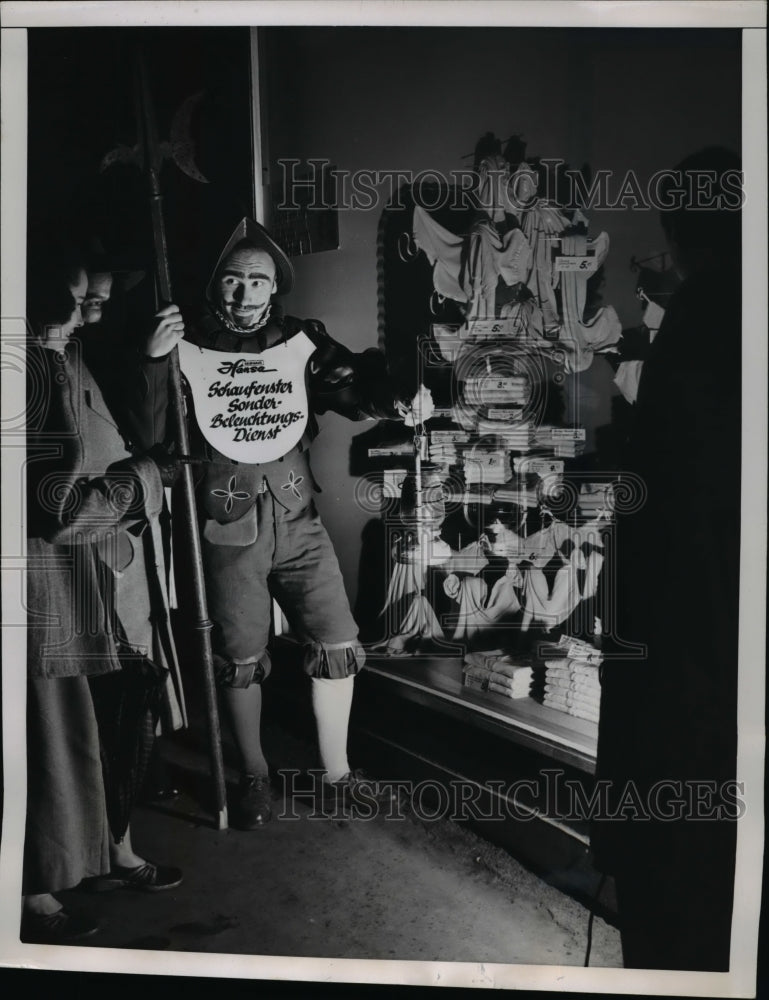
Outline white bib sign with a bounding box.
[178,333,315,464]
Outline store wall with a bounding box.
[264,27,741,605]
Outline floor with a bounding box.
[51,715,623,972]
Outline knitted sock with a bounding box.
[223,684,269,777]
[311,675,354,782]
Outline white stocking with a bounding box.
[311,675,354,782]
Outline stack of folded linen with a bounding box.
[463,448,512,484]
[532,426,586,458]
[429,429,469,467]
[532,425,559,447]
[368,440,416,459]
[486,408,523,422]
[462,650,534,700]
[542,656,601,723]
[429,442,459,467]
[487,659,535,699]
[477,420,535,452]
[552,440,584,459]
[490,484,540,508]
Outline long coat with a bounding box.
[590,265,741,970]
[26,344,175,684]
[593,265,740,836]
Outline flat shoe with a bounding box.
[85,861,183,893]
[21,907,100,944]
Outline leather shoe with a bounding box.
[21,907,100,944]
[320,769,402,817]
[233,772,273,829]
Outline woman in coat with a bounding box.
[22,238,182,944]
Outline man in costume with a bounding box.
[167,219,428,829]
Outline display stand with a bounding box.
[346,147,629,908]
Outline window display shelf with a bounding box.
[363,654,598,774]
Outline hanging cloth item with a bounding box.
[558,230,622,372]
[569,513,606,601]
[446,540,489,577]
[520,200,569,329]
[451,576,489,640]
[374,535,448,654]
[374,558,444,655]
[412,205,467,304]
[395,593,444,648]
[513,521,560,569]
[520,546,584,632]
[413,205,532,321]
[581,551,604,600]
[462,220,532,320]
[484,565,524,619]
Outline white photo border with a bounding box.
[1,2,766,995]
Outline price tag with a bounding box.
[430,430,469,444]
[514,457,565,476]
[368,443,413,457]
[549,428,586,441]
[466,376,527,391]
[463,319,519,337]
[554,256,599,273]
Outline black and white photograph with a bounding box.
[1,2,766,995]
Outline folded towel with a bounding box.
[489,673,531,694]
[490,662,533,682]
[544,677,600,697]
[544,677,599,695]
[544,687,599,711]
[545,683,599,700]
[568,662,601,676]
[488,679,531,700]
[491,666,532,683]
[464,663,532,692]
[544,683,599,701]
[543,667,600,684]
[544,657,599,674]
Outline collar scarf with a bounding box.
[214,303,272,336]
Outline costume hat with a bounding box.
[206,217,294,300]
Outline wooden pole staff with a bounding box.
[135,49,228,829]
